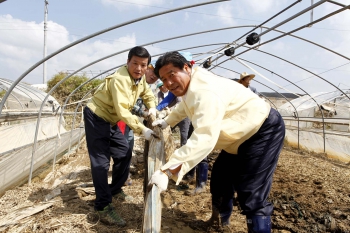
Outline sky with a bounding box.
[0,0,350,94]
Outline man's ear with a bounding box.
[183,63,191,75]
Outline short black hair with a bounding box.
[128,46,151,65]
[154,51,192,78]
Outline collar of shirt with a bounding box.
[182,67,196,101]
[133,78,141,85]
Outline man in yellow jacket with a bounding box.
[150,51,285,233]
[84,46,157,226]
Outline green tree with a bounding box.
[46,72,103,105]
[0,90,5,99]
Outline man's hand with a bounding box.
[148,170,169,192]
[142,127,159,140]
[152,119,168,129]
[148,108,157,117]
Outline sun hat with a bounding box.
[148,60,156,69]
[156,81,164,88]
[239,72,255,81]
[179,51,193,61]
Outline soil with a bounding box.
[0,135,350,233]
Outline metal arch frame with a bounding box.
[0,85,24,109]
[202,0,328,67]
[246,47,349,103]
[0,79,41,108]
[214,50,328,152]
[3,21,349,114]
[0,3,348,182]
[237,57,326,113]
[227,58,321,150]
[0,0,228,115]
[202,45,328,151]
[209,4,350,103]
[327,0,350,8]
[233,0,302,42]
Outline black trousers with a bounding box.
[173,117,191,146]
[84,107,131,210]
[210,108,285,218]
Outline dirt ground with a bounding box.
[0,134,349,233]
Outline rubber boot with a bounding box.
[196,161,208,187]
[219,197,233,227]
[185,162,208,196]
[207,206,220,225]
[246,215,271,233]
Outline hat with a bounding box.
[148,60,156,69]
[156,81,163,88]
[179,51,193,61]
[239,72,255,81]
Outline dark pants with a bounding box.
[84,107,131,210]
[186,123,209,186]
[173,117,191,146]
[210,108,285,220]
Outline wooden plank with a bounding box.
[0,202,53,227]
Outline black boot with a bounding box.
[246,215,271,233]
[207,206,220,225]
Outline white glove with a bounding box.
[148,108,157,117]
[142,127,158,141]
[148,170,169,192]
[152,119,168,129]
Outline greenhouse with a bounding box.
[0,0,349,232]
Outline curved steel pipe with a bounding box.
[202,0,328,66]
[0,0,229,115]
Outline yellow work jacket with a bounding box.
[87,66,156,134]
[161,67,271,184]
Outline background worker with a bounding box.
[84,46,157,226]
[150,51,285,233]
[238,72,258,94]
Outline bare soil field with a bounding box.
[0,135,349,233]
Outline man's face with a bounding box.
[126,56,149,79]
[145,68,158,84]
[159,85,168,93]
[241,76,251,88]
[158,63,191,97]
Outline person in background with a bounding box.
[238,72,258,94]
[157,81,169,104]
[83,46,157,226]
[150,51,285,233]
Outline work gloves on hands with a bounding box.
[152,119,168,129]
[148,170,170,192]
[142,127,158,141]
[148,108,157,117]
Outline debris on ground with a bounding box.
[0,135,349,233]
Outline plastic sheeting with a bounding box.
[0,78,59,112]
